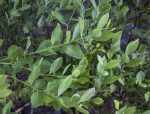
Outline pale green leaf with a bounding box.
[145,91,150,102]
[58,76,72,96]
[50,57,63,74]
[91,97,104,105]
[31,92,44,108]
[97,13,109,30]
[125,39,139,55]
[27,66,41,85]
[51,11,66,25]
[64,45,84,59]
[2,101,13,114]
[124,106,136,114]
[51,23,63,45]
[79,88,95,102]
[136,71,145,84]
[0,89,12,98]
[104,60,121,69]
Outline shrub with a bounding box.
[0,0,150,113]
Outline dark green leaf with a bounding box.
[103,76,119,84]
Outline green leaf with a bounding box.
[143,110,150,114]
[103,76,119,84]
[2,101,13,114]
[138,44,147,53]
[79,17,84,37]
[47,79,62,94]
[72,23,80,40]
[125,39,139,55]
[114,100,120,110]
[91,97,104,105]
[50,57,63,74]
[63,64,71,75]
[116,105,127,114]
[0,39,3,46]
[51,11,66,25]
[19,5,31,11]
[93,31,113,41]
[31,92,44,108]
[64,45,85,59]
[51,23,63,45]
[7,45,23,62]
[60,0,69,8]
[65,31,71,43]
[27,66,41,85]
[0,89,12,98]
[79,88,95,102]
[125,58,143,67]
[122,54,129,63]
[23,22,32,33]
[101,0,111,4]
[36,40,54,55]
[0,75,6,86]
[58,76,72,96]
[104,60,121,69]
[101,3,111,13]
[25,37,31,53]
[92,29,102,38]
[124,106,136,114]
[97,13,109,30]
[136,71,145,84]
[145,91,150,102]
[90,0,97,9]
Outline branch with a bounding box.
[125,0,150,49]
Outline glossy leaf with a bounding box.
[51,11,66,25]
[64,45,84,59]
[51,24,63,45]
[97,13,109,30]
[136,71,145,84]
[50,57,63,74]
[27,66,41,85]
[58,76,72,96]
[104,60,121,69]
[79,88,95,102]
[91,97,104,105]
[125,39,139,55]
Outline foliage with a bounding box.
[0,0,150,113]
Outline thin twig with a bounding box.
[125,0,150,50]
